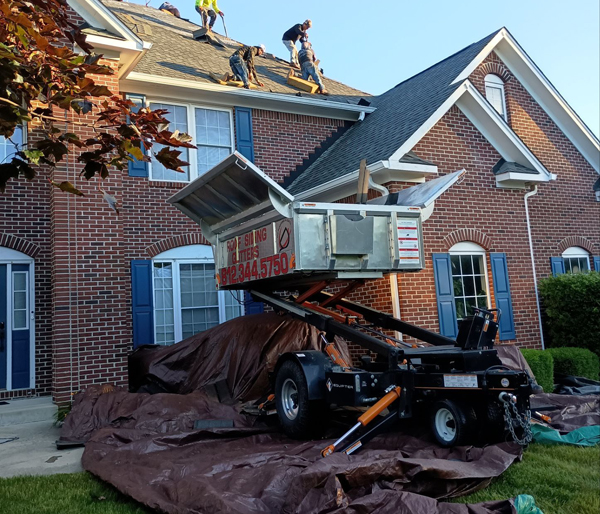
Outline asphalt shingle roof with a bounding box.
[492,158,539,175]
[286,30,501,195]
[101,0,369,104]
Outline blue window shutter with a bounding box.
[131,260,154,347]
[244,291,264,315]
[235,107,254,162]
[550,257,565,276]
[593,256,600,272]
[432,253,458,338]
[126,94,149,177]
[490,253,516,340]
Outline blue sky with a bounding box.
[132,0,600,136]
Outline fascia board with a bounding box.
[120,72,375,121]
[388,85,466,163]
[295,162,436,201]
[457,82,552,179]
[494,35,600,173]
[84,34,140,51]
[451,29,506,84]
[495,171,547,183]
[68,0,143,48]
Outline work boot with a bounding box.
[319,88,329,95]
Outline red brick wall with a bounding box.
[384,106,541,348]
[252,110,346,183]
[470,52,599,276]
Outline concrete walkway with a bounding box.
[0,420,83,478]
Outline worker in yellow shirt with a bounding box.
[195,0,224,30]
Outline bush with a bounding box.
[546,347,600,381]
[520,349,554,392]
[538,272,600,357]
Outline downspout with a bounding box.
[524,185,545,349]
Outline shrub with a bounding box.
[520,349,554,393]
[546,347,600,381]
[538,272,600,357]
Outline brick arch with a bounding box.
[442,229,493,251]
[0,233,41,258]
[145,233,209,258]
[557,236,596,254]
[476,62,512,83]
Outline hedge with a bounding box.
[520,349,554,393]
[538,272,600,357]
[546,347,600,381]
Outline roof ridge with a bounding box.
[383,28,502,96]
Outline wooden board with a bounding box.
[286,69,319,94]
[208,71,257,89]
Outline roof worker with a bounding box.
[159,2,181,17]
[195,0,224,31]
[282,19,311,69]
[229,44,266,89]
[299,41,328,95]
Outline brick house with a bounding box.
[0,0,597,406]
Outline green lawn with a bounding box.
[453,444,600,514]
[0,444,598,514]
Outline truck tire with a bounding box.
[275,359,327,439]
[431,399,476,447]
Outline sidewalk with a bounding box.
[0,420,83,478]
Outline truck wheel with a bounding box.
[275,360,327,439]
[431,399,476,447]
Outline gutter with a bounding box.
[122,72,376,119]
[524,185,545,349]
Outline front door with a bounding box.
[0,262,32,390]
[0,265,6,390]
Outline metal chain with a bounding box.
[503,399,533,446]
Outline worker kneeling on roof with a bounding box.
[229,44,265,89]
[195,0,224,30]
[282,19,311,69]
[299,42,328,95]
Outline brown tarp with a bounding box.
[530,392,600,432]
[126,313,349,402]
[63,321,593,513]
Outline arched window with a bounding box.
[449,242,491,320]
[484,74,507,121]
[562,247,590,273]
[152,245,243,346]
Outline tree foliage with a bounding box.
[0,0,194,194]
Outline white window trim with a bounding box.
[0,248,35,391]
[449,242,492,316]
[147,99,235,183]
[484,74,508,122]
[561,246,590,272]
[152,246,244,345]
[0,125,26,164]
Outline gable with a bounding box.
[469,52,599,183]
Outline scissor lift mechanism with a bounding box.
[169,152,534,453]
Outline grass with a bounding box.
[0,472,150,514]
[452,444,600,514]
[0,444,597,514]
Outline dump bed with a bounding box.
[169,152,463,290]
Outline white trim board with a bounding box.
[121,72,374,122]
[453,28,599,173]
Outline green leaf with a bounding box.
[22,149,44,164]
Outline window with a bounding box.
[484,74,507,121]
[152,245,243,346]
[450,242,490,320]
[0,126,24,164]
[562,247,590,273]
[149,102,233,182]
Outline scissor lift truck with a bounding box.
[169,152,534,453]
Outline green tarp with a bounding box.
[531,423,600,446]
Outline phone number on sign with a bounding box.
[219,253,290,286]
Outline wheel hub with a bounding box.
[281,378,299,420]
[435,407,457,442]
